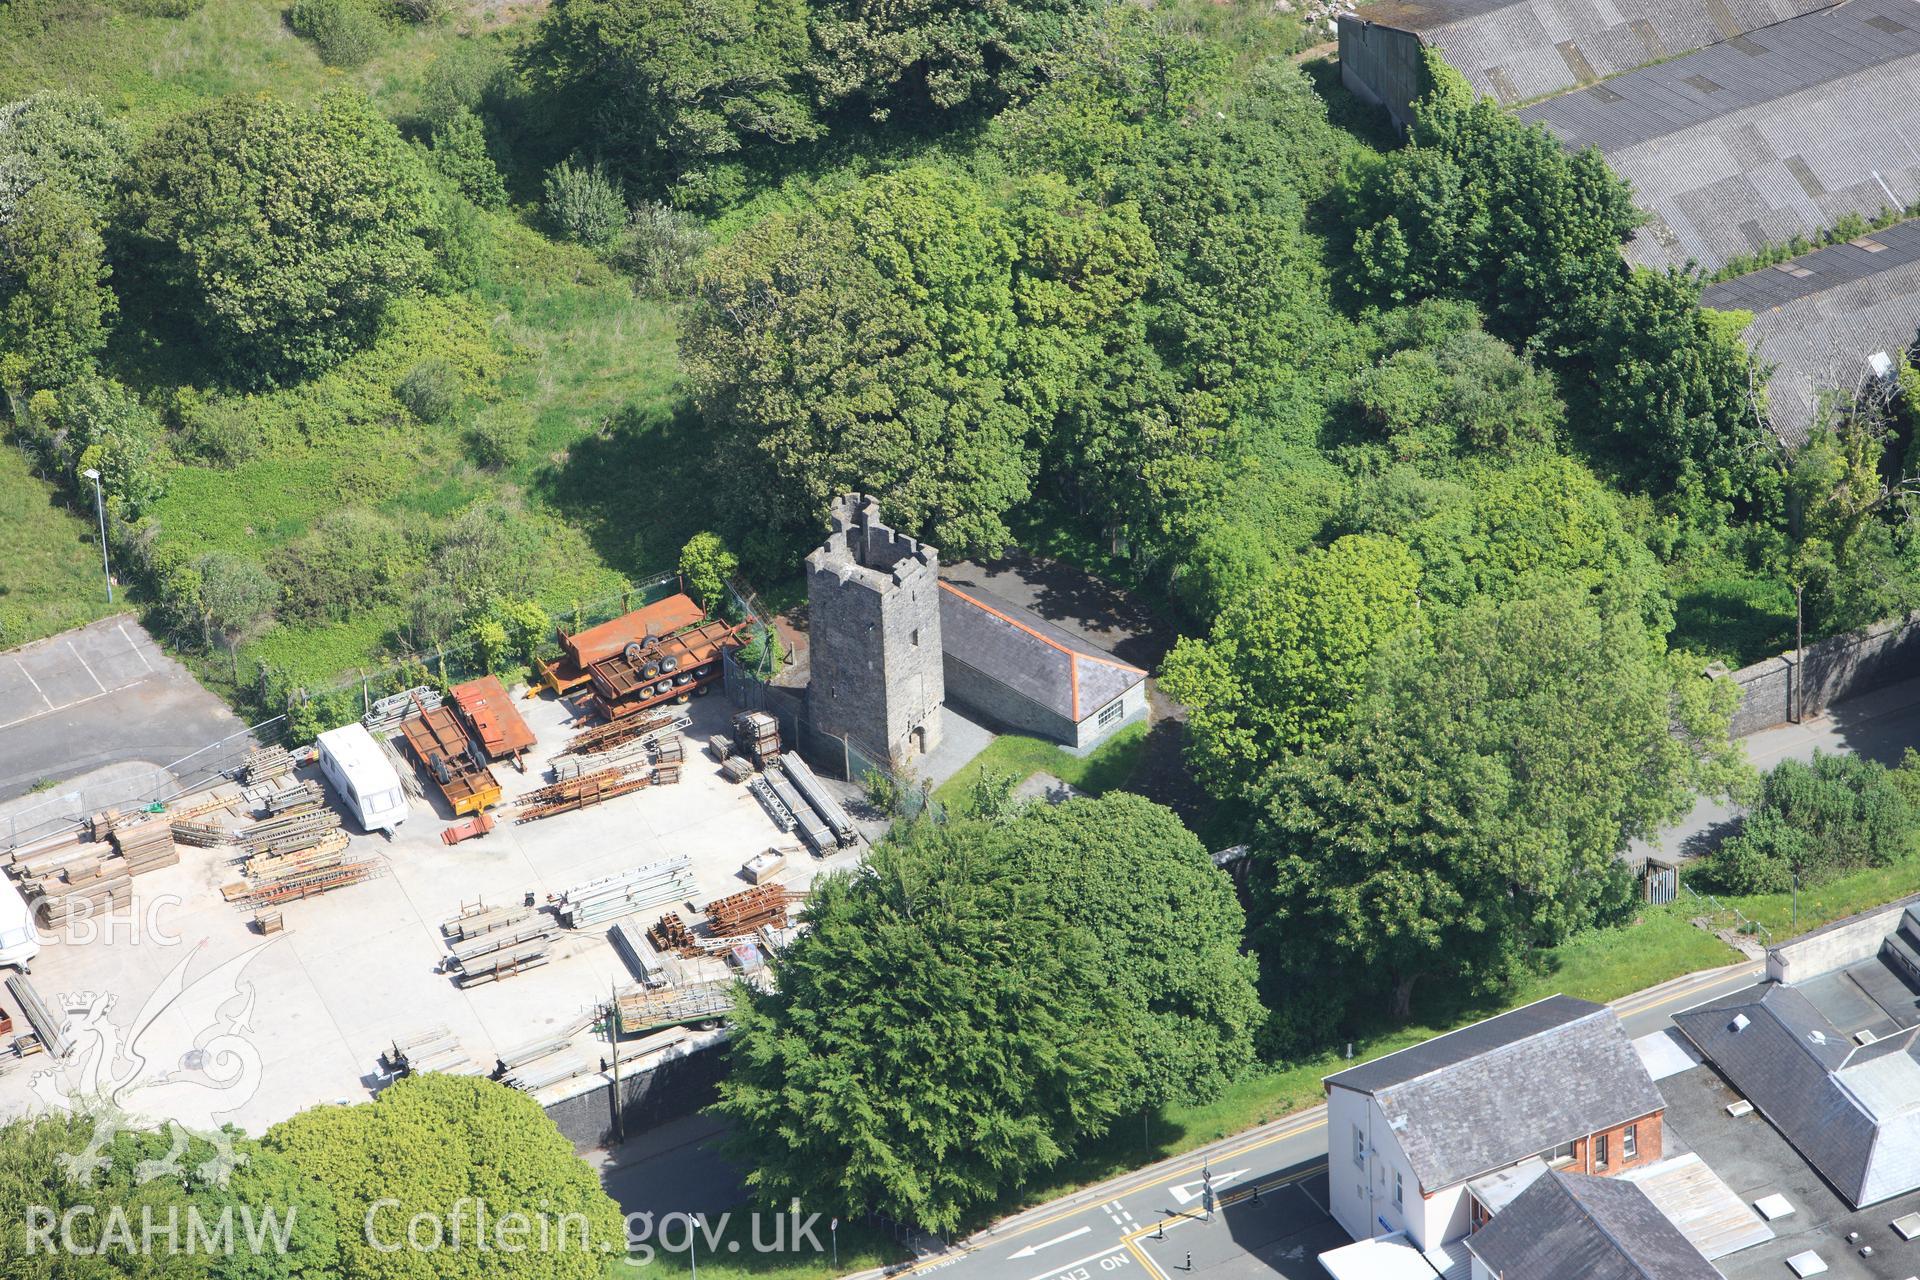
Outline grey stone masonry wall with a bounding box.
[1726,610,1920,736]
[944,653,1074,745]
[804,494,944,762]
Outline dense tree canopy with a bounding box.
[119,91,442,383]
[717,795,1258,1232]
[0,92,130,222]
[808,0,1091,119]
[1163,535,1424,804]
[0,182,114,389]
[265,1074,625,1280]
[523,0,817,200]
[1251,590,1744,1029]
[685,164,1150,555]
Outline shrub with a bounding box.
[463,415,528,469]
[542,160,623,248]
[395,357,458,423]
[417,41,511,127]
[1704,751,1914,893]
[274,508,417,625]
[676,530,736,614]
[386,0,449,22]
[428,108,506,210]
[614,201,710,296]
[289,0,386,67]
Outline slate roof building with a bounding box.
[1516,0,1920,273]
[1336,0,1826,132]
[1463,1171,1725,1280]
[936,582,1148,751]
[1323,995,1668,1252]
[1674,964,1920,1207]
[1701,217,1920,445]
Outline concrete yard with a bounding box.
[0,690,860,1134]
[0,616,246,805]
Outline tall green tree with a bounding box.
[985,794,1263,1107]
[1251,590,1745,1028]
[265,1075,622,1280]
[197,551,278,679]
[717,819,1136,1233]
[1343,53,1639,340]
[684,166,1039,555]
[0,182,115,389]
[119,91,441,384]
[1162,535,1424,803]
[808,0,1093,120]
[524,0,817,201]
[677,529,738,613]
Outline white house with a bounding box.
[1323,995,1668,1255]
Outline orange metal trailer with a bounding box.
[400,705,502,816]
[450,675,536,768]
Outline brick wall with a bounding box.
[1573,1110,1663,1177]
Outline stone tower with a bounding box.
[805,494,944,762]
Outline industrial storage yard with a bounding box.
[0,645,871,1133]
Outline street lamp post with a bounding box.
[82,468,112,603]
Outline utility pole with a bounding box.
[83,468,112,603]
[608,983,624,1143]
[1792,582,1805,724]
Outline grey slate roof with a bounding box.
[936,582,1145,724]
[1673,981,1920,1206]
[1348,0,1826,106]
[1464,1171,1724,1280]
[1702,218,1920,445]
[1324,996,1666,1190]
[1518,0,1920,273]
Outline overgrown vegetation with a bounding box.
[1700,749,1920,893]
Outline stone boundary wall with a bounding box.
[543,1036,729,1151]
[1726,610,1920,737]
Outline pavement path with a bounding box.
[1629,673,1920,866]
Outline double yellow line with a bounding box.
[1117,1162,1329,1279]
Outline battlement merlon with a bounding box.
[810,492,939,585]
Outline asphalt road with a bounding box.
[0,615,245,806]
[1629,673,1920,865]
[896,961,1767,1280]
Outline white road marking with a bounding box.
[1022,1244,1128,1280]
[118,622,155,674]
[1009,1225,1092,1260]
[14,658,51,710]
[67,641,106,692]
[1294,1179,1328,1215]
[0,680,146,731]
[1170,1168,1249,1205]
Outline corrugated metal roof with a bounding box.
[1702,217,1920,444]
[1347,0,1829,104]
[1520,0,1920,272]
[1464,1172,1723,1280]
[1326,996,1667,1191]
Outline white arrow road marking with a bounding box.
[1010,1225,1093,1259]
[1170,1168,1250,1206]
[1021,1244,1127,1280]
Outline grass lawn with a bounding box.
[932,720,1152,811]
[0,443,125,648]
[1689,850,1920,941]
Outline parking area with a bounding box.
[0,690,860,1133]
[0,616,245,803]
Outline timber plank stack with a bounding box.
[110,817,179,875]
[441,901,534,943]
[244,745,293,785]
[731,712,782,769]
